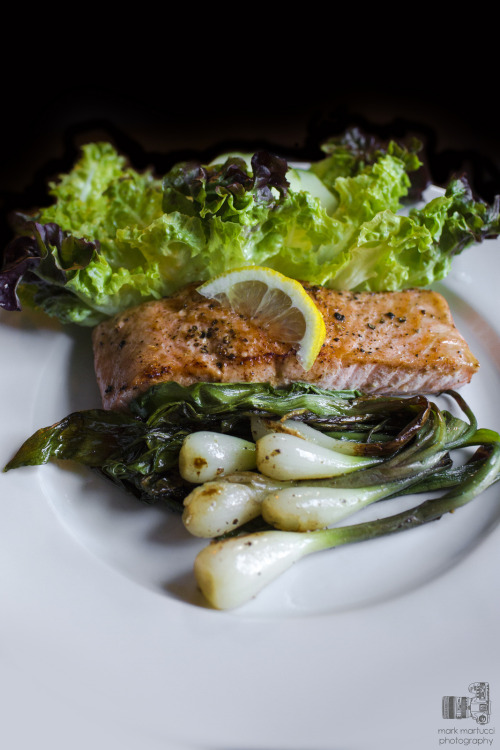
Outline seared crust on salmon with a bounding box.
[92,283,479,411]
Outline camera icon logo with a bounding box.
[442,682,491,725]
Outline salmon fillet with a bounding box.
[92,283,479,411]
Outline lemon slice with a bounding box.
[197,266,326,370]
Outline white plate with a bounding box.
[1,186,499,750]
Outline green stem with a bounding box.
[442,390,478,450]
[313,441,500,552]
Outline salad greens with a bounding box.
[2,129,498,326]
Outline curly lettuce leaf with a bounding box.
[325,176,500,291]
[38,142,164,244]
[0,220,100,316]
[162,151,290,221]
[310,127,423,193]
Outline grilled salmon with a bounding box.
[92,283,479,411]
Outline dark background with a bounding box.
[2,41,499,251]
